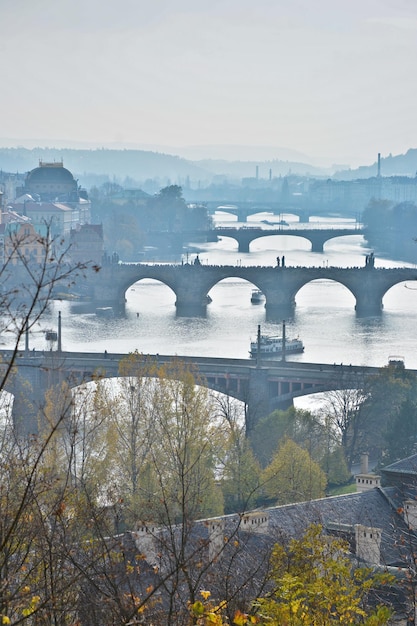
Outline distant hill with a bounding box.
[0,145,415,189]
[191,158,329,179]
[334,149,417,179]
[0,147,212,188]
[0,146,335,188]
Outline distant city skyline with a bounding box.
[2,0,416,169]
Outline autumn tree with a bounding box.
[256,523,393,625]
[0,226,151,626]
[261,439,327,505]
[89,353,224,527]
[0,228,267,626]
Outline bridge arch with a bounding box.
[124,278,176,313]
[250,233,311,252]
[294,278,356,309]
[380,280,416,311]
[206,276,264,304]
[120,275,176,305]
[213,227,364,253]
[321,232,365,251]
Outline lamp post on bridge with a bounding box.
[25,321,29,354]
[58,310,62,352]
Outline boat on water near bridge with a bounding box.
[250,289,265,304]
[249,323,304,359]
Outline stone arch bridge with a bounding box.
[3,350,393,436]
[192,200,359,222]
[212,226,363,253]
[90,263,417,317]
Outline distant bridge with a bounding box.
[187,200,360,223]
[4,349,395,436]
[211,226,364,253]
[89,263,417,317]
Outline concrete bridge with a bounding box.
[212,226,364,253]
[89,263,417,317]
[3,349,394,436]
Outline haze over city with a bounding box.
[2,0,416,168]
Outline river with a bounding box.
[18,213,417,372]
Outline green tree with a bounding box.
[250,407,325,469]
[150,185,187,232]
[255,523,393,625]
[220,428,261,514]
[383,398,417,464]
[322,444,351,486]
[361,363,417,462]
[261,439,327,505]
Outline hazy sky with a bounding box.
[2,0,416,166]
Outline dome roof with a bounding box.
[26,162,76,187]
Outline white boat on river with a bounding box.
[250,289,265,304]
[249,323,304,358]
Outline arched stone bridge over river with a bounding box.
[211,226,363,253]
[91,263,417,317]
[3,350,403,436]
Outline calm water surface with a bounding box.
[20,213,417,370]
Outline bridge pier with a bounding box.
[176,302,207,317]
[7,352,73,437]
[310,239,325,253]
[297,211,310,223]
[355,300,384,316]
[265,304,296,321]
[238,240,250,253]
[8,355,53,436]
[263,277,297,318]
[174,275,211,316]
[237,209,249,222]
[10,369,41,436]
[353,270,385,316]
[245,367,272,433]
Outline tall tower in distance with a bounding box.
[377,152,381,178]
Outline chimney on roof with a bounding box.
[404,500,417,530]
[361,453,369,474]
[208,519,225,562]
[355,454,381,492]
[355,524,381,565]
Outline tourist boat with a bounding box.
[250,289,265,304]
[249,323,304,358]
